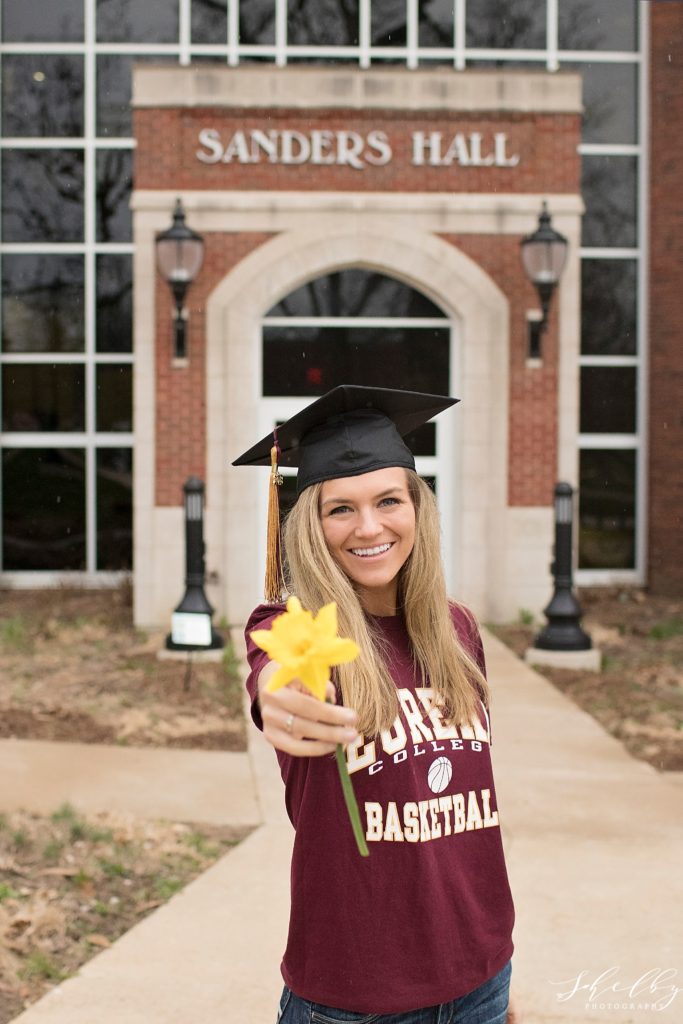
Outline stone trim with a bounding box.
[132,66,582,114]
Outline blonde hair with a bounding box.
[282,470,490,738]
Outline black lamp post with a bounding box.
[155,198,204,360]
[534,482,592,652]
[166,477,223,652]
[520,202,568,358]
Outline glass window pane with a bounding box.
[96,149,132,242]
[579,448,636,569]
[581,259,636,356]
[96,0,179,43]
[96,255,133,353]
[97,55,134,137]
[96,55,172,138]
[192,0,226,44]
[97,447,133,569]
[2,55,84,138]
[267,270,446,318]
[580,367,637,434]
[419,0,454,47]
[288,0,359,45]
[371,0,406,46]
[263,325,450,396]
[2,364,85,432]
[466,0,546,49]
[1,447,86,570]
[559,0,638,52]
[581,154,637,249]
[2,254,85,353]
[561,62,637,145]
[1,0,84,41]
[403,422,436,456]
[1,150,84,243]
[96,365,133,432]
[240,1,275,44]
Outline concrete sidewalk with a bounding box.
[3,630,683,1024]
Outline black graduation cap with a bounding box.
[232,385,458,493]
[231,385,459,600]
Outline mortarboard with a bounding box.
[232,385,459,600]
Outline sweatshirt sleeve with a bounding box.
[244,603,286,731]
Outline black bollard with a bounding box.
[534,481,592,652]
[166,476,224,651]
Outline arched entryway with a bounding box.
[203,218,509,624]
[257,267,456,590]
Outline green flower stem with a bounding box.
[335,743,369,858]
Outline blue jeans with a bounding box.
[276,959,511,1024]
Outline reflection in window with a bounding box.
[1,150,83,243]
[97,448,133,569]
[96,255,133,353]
[580,367,637,434]
[267,270,446,318]
[371,0,406,47]
[192,0,226,44]
[419,0,455,48]
[466,0,545,50]
[2,55,84,138]
[579,449,636,570]
[288,0,359,46]
[559,0,637,52]
[97,55,134,137]
[2,365,85,432]
[96,365,133,432]
[1,448,86,570]
[581,259,636,356]
[96,0,179,43]
[263,325,450,397]
[240,1,276,44]
[96,150,132,242]
[582,154,637,249]
[562,62,637,145]
[1,0,84,42]
[2,255,85,354]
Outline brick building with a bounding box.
[0,1,681,626]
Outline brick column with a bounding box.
[649,4,683,594]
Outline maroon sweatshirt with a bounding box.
[245,602,515,1014]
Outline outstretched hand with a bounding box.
[258,662,359,757]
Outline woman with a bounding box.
[237,386,521,1024]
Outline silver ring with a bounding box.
[285,713,295,734]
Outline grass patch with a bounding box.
[18,952,69,983]
[0,615,33,652]
[649,618,683,640]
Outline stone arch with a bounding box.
[204,217,509,623]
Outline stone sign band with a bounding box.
[196,128,521,170]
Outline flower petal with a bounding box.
[314,602,338,637]
[264,664,298,693]
[298,658,330,701]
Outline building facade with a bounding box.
[0,1,681,626]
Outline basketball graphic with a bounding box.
[427,756,452,794]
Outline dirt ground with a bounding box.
[0,804,250,1023]
[489,587,683,772]
[0,586,246,752]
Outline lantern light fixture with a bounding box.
[520,202,569,359]
[155,198,204,360]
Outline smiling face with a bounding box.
[319,467,416,616]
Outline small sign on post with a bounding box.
[165,476,224,653]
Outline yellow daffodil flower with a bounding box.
[250,596,359,701]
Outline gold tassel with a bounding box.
[264,443,285,602]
